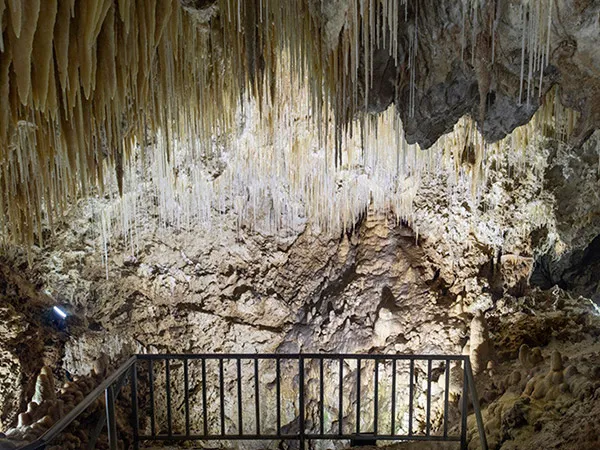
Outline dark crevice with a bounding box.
[531,233,600,304]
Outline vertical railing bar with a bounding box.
[319,358,325,435]
[105,386,117,450]
[219,358,225,436]
[254,358,260,435]
[299,356,305,450]
[466,359,489,450]
[444,359,450,438]
[408,359,414,436]
[202,358,208,436]
[184,358,190,437]
[338,357,344,436]
[373,359,379,436]
[460,359,468,449]
[87,412,107,450]
[166,359,172,437]
[276,358,281,436]
[426,359,432,436]
[131,362,139,450]
[237,358,243,435]
[391,359,396,436]
[356,358,361,435]
[149,360,155,437]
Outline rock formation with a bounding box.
[0,358,131,450]
[0,1,599,450]
[468,310,492,375]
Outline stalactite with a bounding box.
[0,0,578,264]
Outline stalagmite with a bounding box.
[32,373,56,405]
[469,310,491,375]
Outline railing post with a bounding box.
[105,386,117,450]
[184,358,190,437]
[466,359,489,450]
[299,355,305,450]
[426,359,432,436]
[356,358,361,435]
[220,358,226,436]
[254,358,260,436]
[148,359,156,437]
[443,359,450,438]
[276,358,281,436]
[237,358,243,436]
[373,359,379,436]
[131,360,139,450]
[460,358,469,450]
[319,358,325,436]
[202,358,208,436]
[166,359,173,437]
[338,357,344,436]
[408,359,414,437]
[391,359,396,436]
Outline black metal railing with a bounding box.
[15,353,488,450]
[17,356,138,450]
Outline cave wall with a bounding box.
[4,130,597,375]
[0,132,599,441]
[0,265,68,430]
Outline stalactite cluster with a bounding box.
[0,0,237,248]
[0,0,580,255]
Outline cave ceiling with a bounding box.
[0,0,598,249]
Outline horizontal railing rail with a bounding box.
[18,356,137,450]
[13,353,488,450]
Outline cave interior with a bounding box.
[0,1,599,450]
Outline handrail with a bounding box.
[136,353,470,360]
[12,353,488,450]
[18,356,137,450]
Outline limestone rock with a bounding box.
[469,310,491,375]
[31,373,56,405]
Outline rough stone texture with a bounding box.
[411,131,600,311]
[182,0,600,149]
[0,363,134,450]
[352,0,600,148]
[1,126,599,449]
[529,133,600,302]
[0,264,68,432]
[466,287,600,450]
[0,2,598,449]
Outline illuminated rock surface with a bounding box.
[0,1,599,449]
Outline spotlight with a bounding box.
[53,306,67,320]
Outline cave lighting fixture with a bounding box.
[52,306,68,320]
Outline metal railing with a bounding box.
[18,356,138,450]
[15,354,488,450]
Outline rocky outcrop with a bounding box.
[182,0,600,149]
[0,361,133,450]
[466,287,600,450]
[0,263,69,431]
[0,123,598,444]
